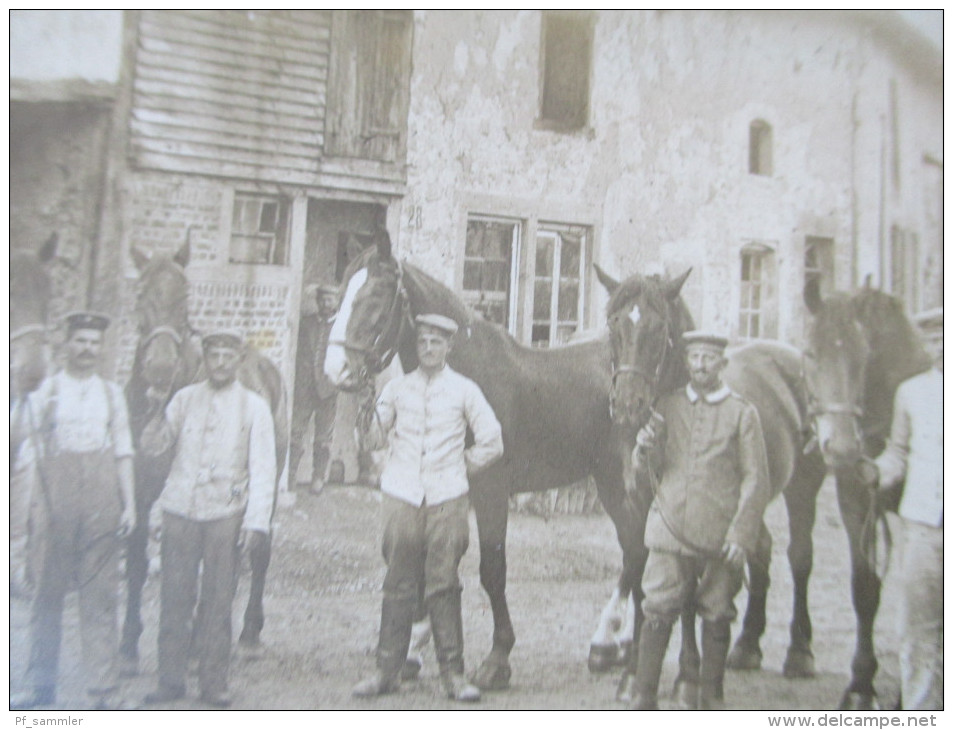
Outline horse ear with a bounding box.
[863,273,873,290]
[173,239,191,269]
[804,276,823,314]
[593,263,620,294]
[39,232,58,263]
[664,267,692,300]
[131,246,151,272]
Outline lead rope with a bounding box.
[857,456,893,580]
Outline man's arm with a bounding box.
[463,382,503,475]
[725,404,771,558]
[242,396,278,534]
[873,384,911,488]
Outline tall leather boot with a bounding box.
[428,589,480,702]
[629,618,674,710]
[352,597,416,697]
[700,620,731,710]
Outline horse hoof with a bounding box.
[471,660,511,691]
[401,657,422,681]
[615,671,637,703]
[672,679,699,710]
[726,644,762,671]
[588,643,621,673]
[838,691,881,711]
[782,648,816,678]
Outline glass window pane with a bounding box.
[536,237,555,275]
[558,282,578,320]
[560,235,581,277]
[463,261,482,291]
[533,279,553,320]
[259,202,278,233]
[556,324,577,345]
[531,324,550,346]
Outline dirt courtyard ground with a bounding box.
[9,474,904,712]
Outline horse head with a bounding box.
[11,234,58,401]
[595,264,692,428]
[131,240,196,399]
[324,229,407,392]
[802,277,931,470]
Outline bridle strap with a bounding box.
[142,325,184,349]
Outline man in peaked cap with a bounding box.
[872,308,942,710]
[11,312,136,710]
[289,283,341,494]
[142,327,276,707]
[628,330,770,710]
[352,312,503,702]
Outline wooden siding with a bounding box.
[130,10,330,181]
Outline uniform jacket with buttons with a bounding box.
[641,383,770,555]
[159,379,277,532]
[371,365,503,507]
[874,367,942,527]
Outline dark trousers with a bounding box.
[381,494,470,604]
[27,450,121,694]
[156,511,242,696]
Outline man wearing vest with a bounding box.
[142,329,277,708]
[352,313,504,703]
[11,312,136,710]
[629,331,770,710]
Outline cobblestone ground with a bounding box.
[10,475,902,711]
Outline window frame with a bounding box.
[461,215,522,337]
[228,192,292,266]
[738,242,776,340]
[748,119,773,176]
[531,223,589,348]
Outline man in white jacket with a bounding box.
[873,308,942,711]
[142,329,276,708]
[352,313,503,702]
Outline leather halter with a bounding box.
[338,260,408,382]
[608,307,672,421]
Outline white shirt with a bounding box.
[875,367,943,527]
[24,371,133,457]
[372,365,503,507]
[160,380,277,532]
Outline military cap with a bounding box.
[64,311,111,335]
[415,313,459,337]
[201,328,244,350]
[682,330,729,350]
[913,307,942,340]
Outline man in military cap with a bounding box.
[142,328,277,708]
[289,282,340,493]
[628,331,770,711]
[11,312,136,710]
[352,313,503,702]
[871,308,942,710]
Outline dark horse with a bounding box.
[324,234,647,691]
[802,278,932,709]
[119,240,289,672]
[10,235,58,417]
[595,263,904,710]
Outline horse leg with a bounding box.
[239,530,272,649]
[726,522,771,670]
[468,484,514,692]
[835,473,882,710]
[781,456,826,678]
[119,488,154,673]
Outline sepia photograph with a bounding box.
[8,9,943,719]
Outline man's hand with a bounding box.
[238,528,268,557]
[722,542,746,570]
[117,507,136,539]
[856,459,879,487]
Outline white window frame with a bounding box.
[462,215,522,337]
[229,192,291,266]
[532,224,588,347]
